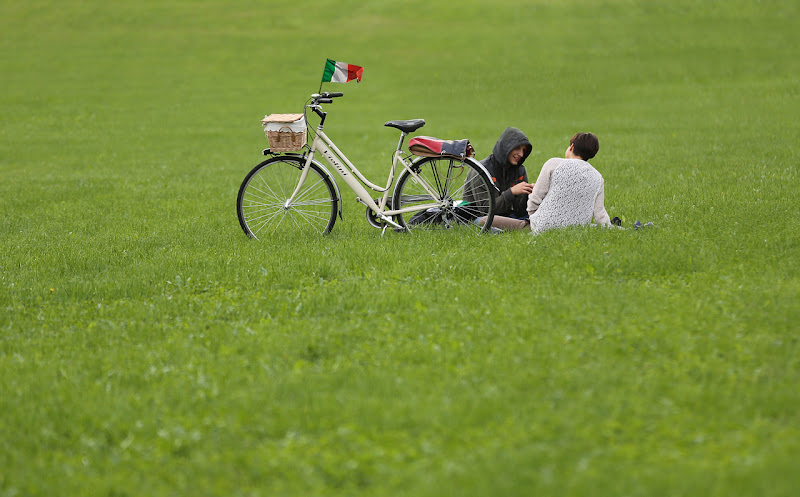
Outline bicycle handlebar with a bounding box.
[311,92,343,101]
[308,92,342,120]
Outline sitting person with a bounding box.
[481,127,536,221]
[527,132,611,233]
[464,127,534,223]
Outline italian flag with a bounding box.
[321,59,363,83]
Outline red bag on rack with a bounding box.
[408,136,475,159]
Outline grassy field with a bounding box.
[2,0,799,495]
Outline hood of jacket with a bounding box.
[489,127,532,169]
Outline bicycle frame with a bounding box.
[286,123,447,228]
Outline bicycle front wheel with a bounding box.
[392,156,495,233]
[237,156,338,238]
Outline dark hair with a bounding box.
[570,132,599,160]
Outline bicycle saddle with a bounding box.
[384,119,426,133]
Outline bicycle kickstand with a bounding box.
[377,213,406,237]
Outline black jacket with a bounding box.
[480,127,532,217]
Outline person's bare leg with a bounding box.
[476,215,529,230]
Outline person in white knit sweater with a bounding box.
[527,132,611,233]
[488,132,611,233]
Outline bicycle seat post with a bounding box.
[396,131,409,152]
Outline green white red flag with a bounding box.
[321,59,363,83]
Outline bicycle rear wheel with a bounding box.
[237,156,338,238]
[392,156,495,233]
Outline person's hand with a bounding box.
[510,182,534,195]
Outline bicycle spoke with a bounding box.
[293,177,331,205]
[242,191,286,209]
[257,170,288,202]
[246,183,284,206]
[251,208,286,236]
[294,198,335,207]
[429,160,444,197]
[442,160,457,197]
[289,207,332,233]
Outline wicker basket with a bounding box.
[261,113,307,152]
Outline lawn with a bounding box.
[1,0,798,495]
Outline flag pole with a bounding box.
[318,59,327,94]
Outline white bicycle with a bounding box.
[236,92,498,238]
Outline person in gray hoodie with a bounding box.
[465,127,534,227]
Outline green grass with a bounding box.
[2,0,799,495]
